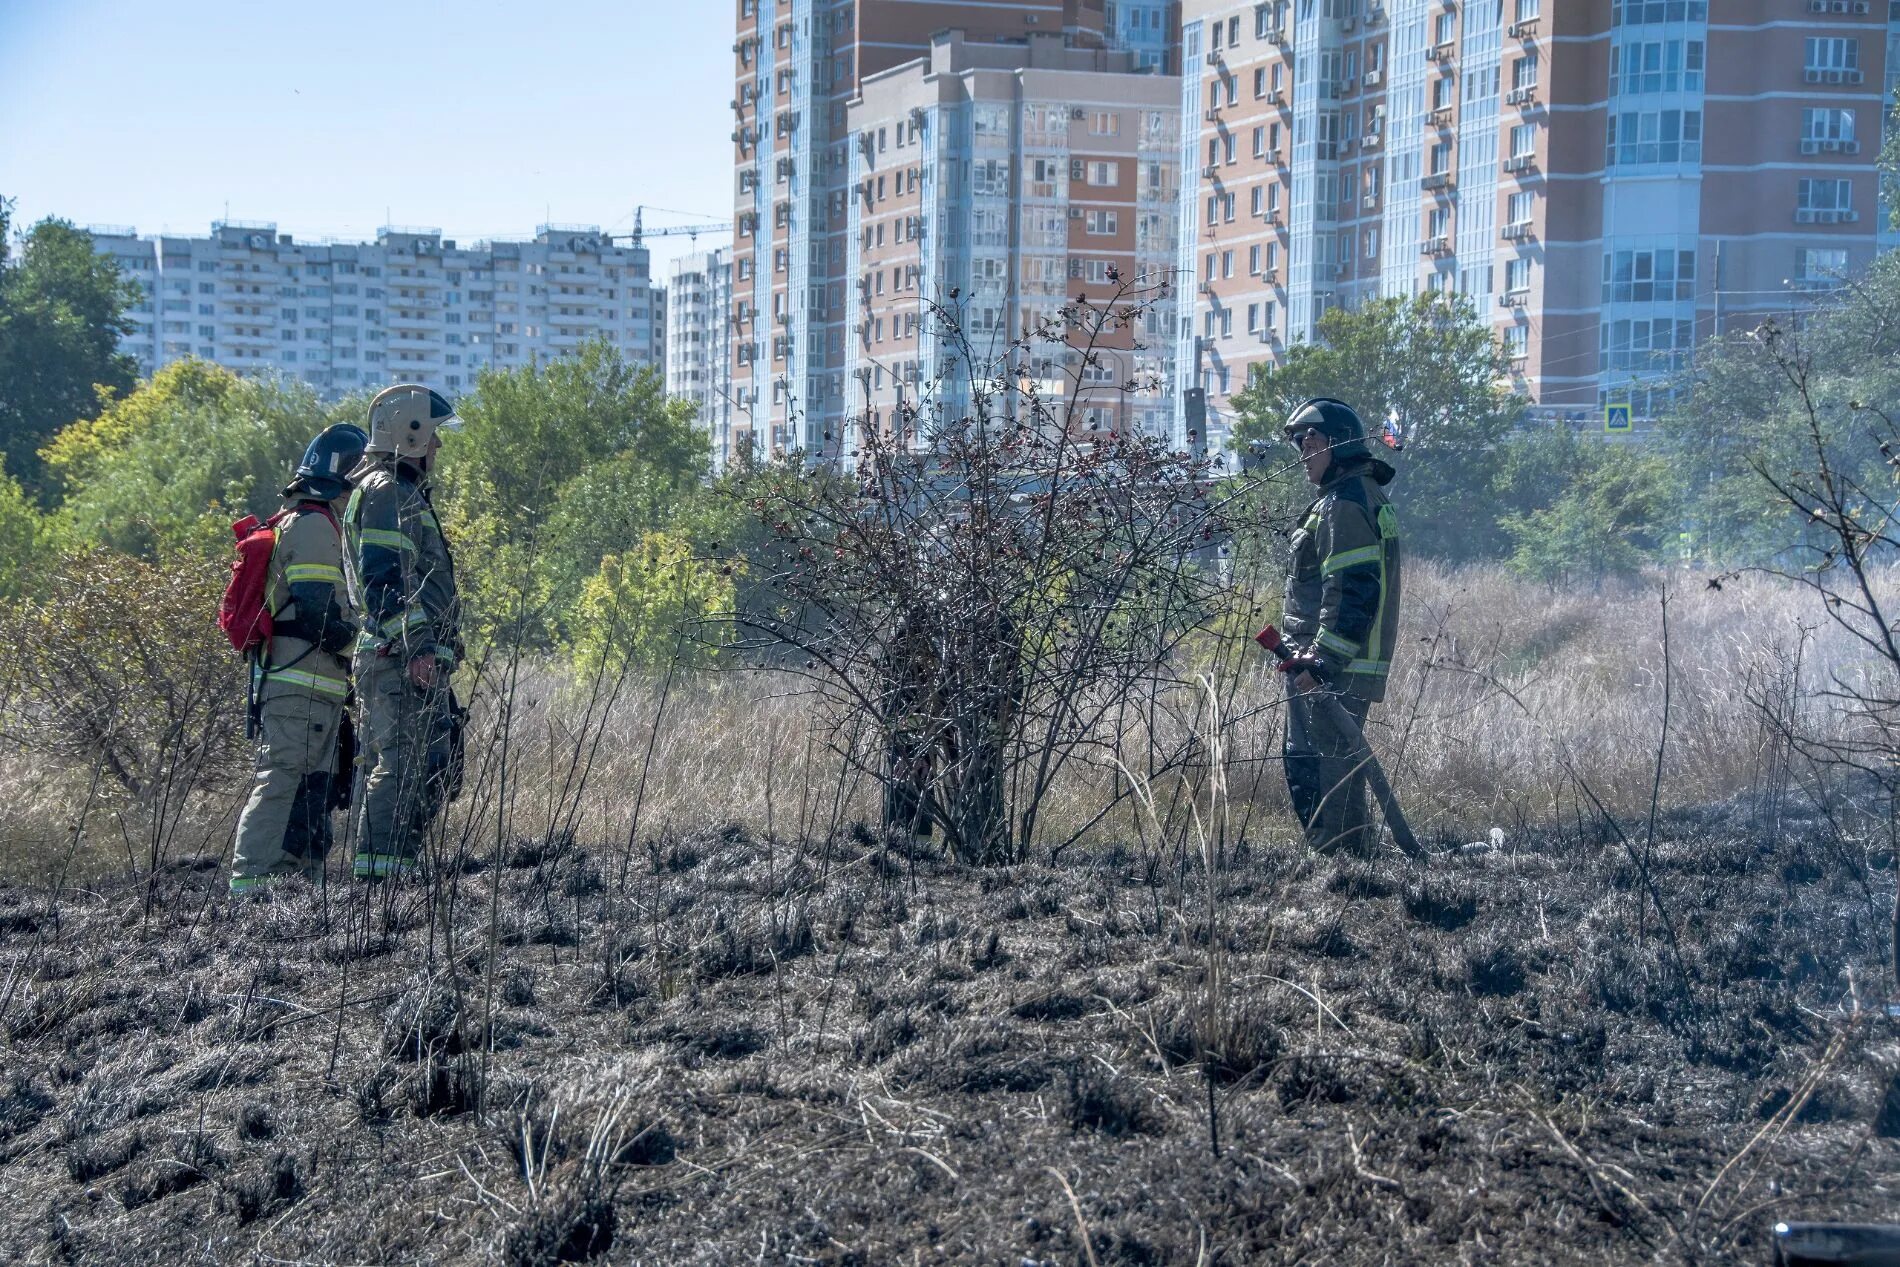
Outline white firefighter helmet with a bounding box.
[365,384,460,460]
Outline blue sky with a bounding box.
[0,1,734,275]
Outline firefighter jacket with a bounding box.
[260,500,354,702]
[343,460,461,667]
[1281,456,1402,703]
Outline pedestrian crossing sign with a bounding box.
[1605,402,1633,433]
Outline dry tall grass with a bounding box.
[0,560,1880,879]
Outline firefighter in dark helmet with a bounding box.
[342,385,462,880]
[1277,398,1402,856]
[230,423,367,895]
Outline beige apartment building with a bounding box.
[730,0,1131,462]
[845,31,1181,450]
[1180,0,1895,446]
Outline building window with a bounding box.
[1606,109,1703,165]
[1251,186,1264,216]
[1085,210,1119,234]
[1797,177,1853,212]
[1507,191,1535,227]
[1804,37,1860,75]
[1800,248,1849,282]
[1611,1,1708,22]
[1254,68,1267,98]
[1510,123,1536,159]
[1249,244,1262,274]
[1429,142,1452,175]
[1803,108,1857,146]
[1610,39,1704,94]
[1512,53,1538,90]
[1090,111,1120,136]
[1503,324,1529,359]
[1435,11,1454,46]
[1600,247,1695,303]
[1363,228,1379,258]
[1506,258,1532,294]
[1515,0,1541,18]
[1088,161,1120,186]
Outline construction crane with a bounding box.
[612,206,733,249]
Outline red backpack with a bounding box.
[217,505,338,653]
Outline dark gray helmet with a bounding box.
[1281,398,1371,464]
[288,423,368,500]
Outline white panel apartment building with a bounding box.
[665,248,738,469]
[94,220,660,398]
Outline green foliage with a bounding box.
[0,458,58,602]
[1499,426,1673,585]
[1657,251,1900,563]
[568,531,739,675]
[437,338,711,649]
[0,212,140,497]
[44,359,356,558]
[1230,293,1525,561]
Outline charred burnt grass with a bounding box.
[0,805,1897,1265]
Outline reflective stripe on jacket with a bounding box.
[260,504,353,701]
[1281,459,1402,703]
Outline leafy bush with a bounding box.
[0,547,245,859]
[42,359,356,558]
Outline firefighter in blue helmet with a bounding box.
[342,385,463,880]
[230,423,367,894]
[1277,398,1403,856]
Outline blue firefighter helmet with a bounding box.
[289,423,369,500]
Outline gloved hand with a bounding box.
[1275,649,1330,693]
[407,655,440,689]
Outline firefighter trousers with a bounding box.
[231,688,343,892]
[1284,685,1376,856]
[352,651,453,878]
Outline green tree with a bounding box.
[44,359,354,558]
[437,338,711,648]
[0,205,140,497]
[1658,250,1900,563]
[568,531,739,675]
[1230,293,1525,560]
[1497,425,1673,584]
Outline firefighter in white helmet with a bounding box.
[341,385,463,880]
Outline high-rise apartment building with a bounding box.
[846,30,1180,449]
[1178,0,1897,445]
[731,0,1125,460]
[1105,1,1185,73]
[666,248,738,468]
[93,220,658,397]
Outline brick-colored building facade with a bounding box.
[1179,0,1896,444]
